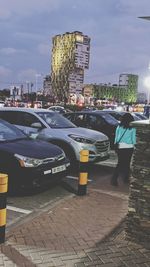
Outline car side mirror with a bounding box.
[31,122,42,129]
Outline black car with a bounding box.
[102,110,146,122]
[0,119,70,193]
[64,111,118,148]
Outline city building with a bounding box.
[83,73,138,103]
[43,75,52,96]
[10,86,22,101]
[119,73,138,102]
[51,31,90,102]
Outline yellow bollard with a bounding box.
[0,173,8,244]
[78,150,89,196]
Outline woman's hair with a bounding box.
[120,113,134,128]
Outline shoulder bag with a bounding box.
[114,128,127,152]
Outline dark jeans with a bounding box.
[111,148,134,184]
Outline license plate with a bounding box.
[52,165,66,174]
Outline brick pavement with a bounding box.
[0,187,149,266]
[0,159,150,266]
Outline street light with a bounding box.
[144,76,150,105]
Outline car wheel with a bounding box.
[52,141,78,168]
[63,146,79,172]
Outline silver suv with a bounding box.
[0,108,110,163]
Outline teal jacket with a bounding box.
[115,125,136,145]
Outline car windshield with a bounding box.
[0,120,27,142]
[99,113,118,125]
[109,112,122,121]
[37,112,76,128]
[133,113,147,120]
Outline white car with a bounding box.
[0,108,110,164]
[47,106,66,114]
[0,101,5,107]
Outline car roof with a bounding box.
[0,107,54,114]
[49,106,64,108]
[69,110,111,114]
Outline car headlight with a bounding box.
[68,134,95,144]
[57,151,66,160]
[14,154,43,167]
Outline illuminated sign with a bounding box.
[76,35,83,43]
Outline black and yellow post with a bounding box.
[0,173,8,244]
[78,150,89,196]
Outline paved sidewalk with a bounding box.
[0,153,149,266]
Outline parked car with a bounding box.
[0,108,110,164]
[102,110,146,122]
[64,110,118,148]
[132,112,148,120]
[0,101,5,107]
[0,118,70,193]
[47,106,67,114]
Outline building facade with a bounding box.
[43,75,52,96]
[10,86,22,101]
[83,73,138,103]
[119,74,138,102]
[51,31,90,102]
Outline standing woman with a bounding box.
[111,113,136,186]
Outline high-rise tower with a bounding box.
[51,31,90,101]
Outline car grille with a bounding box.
[95,140,110,152]
[41,154,65,164]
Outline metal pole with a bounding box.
[78,150,89,196]
[0,173,8,244]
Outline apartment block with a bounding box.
[51,31,90,101]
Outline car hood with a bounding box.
[0,139,63,159]
[50,127,109,141]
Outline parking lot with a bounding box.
[6,151,125,232]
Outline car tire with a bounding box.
[51,141,77,169]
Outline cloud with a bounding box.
[0,47,18,55]
[0,0,61,18]
[1,0,150,93]
[17,69,37,82]
[0,47,17,55]
[37,44,51,56]
[116,0,150,15]
[0,66,12,77]
[14,32,43,41]
[0,8,11,19]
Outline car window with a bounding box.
[65,113,74,121]
[99,113,118,125]
[134,113,147,120]
[74,114,85,127]
[87,114,104,127]
[0,111,19,124]
[37,112,76,128]
[109,112,122,121]
[131,114,141,121]
[16,112,40,127]
[0,120,26,141]
[0,111,45,129]
[87,114,97,125]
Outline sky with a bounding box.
[1,0,150,93]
